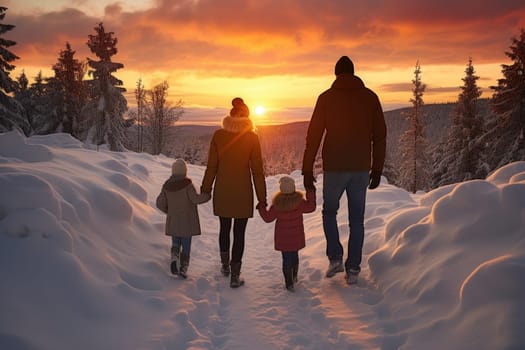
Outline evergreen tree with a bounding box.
[398,61,431,193]
[0,7,28,134]
[82,23,128,151]
[29,71,59,134]
[16,70,28,91]
[456,58,487,180]
[14,70,30,127]
[438,58,486,186]
[42,76,65,132]
[52,42,87,136]
[135,78,146,152]
[490,28,525,167]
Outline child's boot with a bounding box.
[170,246,180,275]
[179,252,190,279]
[220,251,230,276]
[292,263,299,283]
[283,266,294,292]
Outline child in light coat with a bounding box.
[156,159,210,278]
[257,176,316,291]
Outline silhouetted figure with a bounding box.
[302,56,387,285]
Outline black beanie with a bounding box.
[335,56,354,75]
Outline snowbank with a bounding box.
[368,162,525,349]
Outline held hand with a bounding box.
[368,170,381,190]
[303,171,317,191]
[256,200,267,210]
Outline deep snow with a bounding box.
[0,130,524,350]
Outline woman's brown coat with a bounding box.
[201,116,267,218]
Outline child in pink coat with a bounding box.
[257,176,316,291]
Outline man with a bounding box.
[302,56,387,285]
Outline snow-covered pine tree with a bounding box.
[398,61,431,193]
[437,58,486,186]
[82,23,128,151]
[489,28,525,167]
[135,78,146,152]
[456,59,487,180]
[28,71,59,134]
[181,136,201,163]
[0,7,29,134]
[52,42,87,136]
[14,70,31,129]
[142,81,183,155]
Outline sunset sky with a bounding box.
[5,0,525,124]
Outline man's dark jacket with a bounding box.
[302,74,387,174]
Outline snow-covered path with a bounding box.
[118,137,394,349]
[141,168,392,350]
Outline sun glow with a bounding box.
[254,106,266,116]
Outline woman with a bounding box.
[201,97,267,288]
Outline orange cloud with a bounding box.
[5,0,525,113]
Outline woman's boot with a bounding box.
[220,251,230,276]
[230,262,245,288]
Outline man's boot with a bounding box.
[230,262,245,288]
[326,259,344,278]
[220,251,230,276]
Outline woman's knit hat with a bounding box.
[171,158,187,177]
[230,97,250,118]
[279,176,296,194]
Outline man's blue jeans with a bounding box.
[322,171,368,272]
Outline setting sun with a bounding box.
[254,106,266,116]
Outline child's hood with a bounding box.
[272,191,305,212]
[163,176,192,192]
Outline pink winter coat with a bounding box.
[258,190,316,251]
